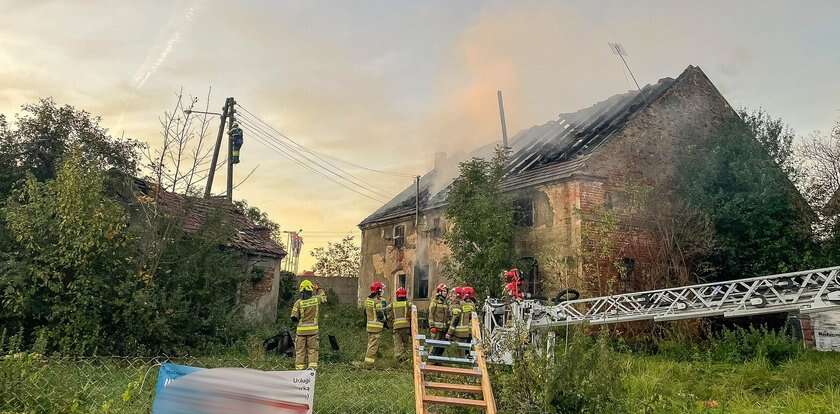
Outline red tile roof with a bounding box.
[124,175,286,258]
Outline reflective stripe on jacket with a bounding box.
[428,296,449,329]
[448,300,475,338]
[291,297,321,335]
[391,300,410,329]
[365,298,385,333]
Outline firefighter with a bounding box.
[229,122,243,164]
[503,268,524,301]
[290,280,326,370]
[447,286,477,350]
[427,283,450,356]
[363,281,388,366]
[391,287,411,361]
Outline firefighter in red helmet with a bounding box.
[504,268,524,300]
[363,281,388,366]
[390,287,412,361]
[427,283,450,356]
[447,286,477,354]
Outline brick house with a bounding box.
[358,65,769,308]
[110,173,286,322]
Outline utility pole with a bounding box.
[226,98,237,201]
[204,98,232,198]
[497,90,509,149]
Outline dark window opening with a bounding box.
[398,273,407,288]
[414,264,429,299]
[432,217,443,238]
[513,198,534,227]
[393,224,405,248]
[516,257,540,298]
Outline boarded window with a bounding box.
[393,224,405,248]
[513,198,534,227]
[414,264,429,299]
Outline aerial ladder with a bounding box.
[484,266,840,362]
[410,305,496,413]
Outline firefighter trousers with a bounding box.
[294,333,319,369]
[454,334,472,357]
[364,332,380,365]
[429,328,446,356]
[393,328,411,360]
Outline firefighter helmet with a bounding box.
[453,286,465,299]
[396,287,408,298]
[299,280,314,292]
[461,286,476,300]
[504,268,519,280]
[370,281,385,294]
[435,283,448,295]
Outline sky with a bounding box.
[1,0,839,270]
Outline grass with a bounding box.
[3,304,840,413]
[621,352,840,413]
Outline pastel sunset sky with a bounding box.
[2,0,838,269]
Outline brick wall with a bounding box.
[240,255,281,322]
[295,275,358,304]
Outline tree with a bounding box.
[443,146,513,297]
[1,150,136,354]
[798,121,840,213]
[0,98,141,195]
[310,235,361,277]
[798,120,840,262]
[737,107,798,179]
[234,199,282,243]
[677,117,816,281]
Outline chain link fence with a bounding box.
[1,353,415,414]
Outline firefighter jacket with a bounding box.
[291,293,324,336]
[391,300,411,330]
[365,296,387,333]
[448,299,476,338]
[428,295,449,330]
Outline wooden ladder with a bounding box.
[411,305,496,414]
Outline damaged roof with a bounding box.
[360,66,693,228]
[110,173,286,258]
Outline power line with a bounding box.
[236,117,391,201]
[235,112,395,200]
[235,110,396,197]
[236,118,388,203]
[316,152,417,178]
[236,103,417,178]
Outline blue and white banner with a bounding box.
[153,363,316,414]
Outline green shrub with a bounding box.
[493,328,628,414]
[708,326,802,365]
[547,331,627,413]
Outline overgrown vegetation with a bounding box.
[492,325,839,414]
[0,99,274,355]
[443,146,514,297]
[678,112,819,282]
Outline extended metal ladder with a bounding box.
[411,305,496,413]
[485,266,840,330]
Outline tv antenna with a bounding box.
[608,42,642,93]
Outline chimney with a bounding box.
[434,152,447,171]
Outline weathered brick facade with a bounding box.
[359,65,742,309]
